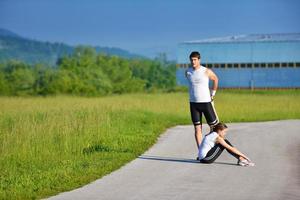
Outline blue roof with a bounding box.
[181,33,300,44]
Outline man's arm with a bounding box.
[206,69,218,98]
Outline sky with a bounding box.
[0,0,300,59]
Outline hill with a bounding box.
[0,28,144,65]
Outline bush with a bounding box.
[0,46,177,96]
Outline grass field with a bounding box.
[1,90,300,199]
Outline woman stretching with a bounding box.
[198,122,255,166]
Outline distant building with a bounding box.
[176,33,300,88]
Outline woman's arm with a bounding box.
[216,136,250,161]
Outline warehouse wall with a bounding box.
[176,67,300,88]
[177,41,300,64]
[177,40,300,88]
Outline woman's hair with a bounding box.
[212,122,228,132]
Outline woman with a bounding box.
[198,122,255,166]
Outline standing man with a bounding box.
[185,51,219,155]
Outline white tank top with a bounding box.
[186,66,211,103]
[198,132,219,160]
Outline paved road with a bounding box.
[48,120,300,200]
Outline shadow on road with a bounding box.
[139,155,237,166]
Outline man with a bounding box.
[185,51,219,155]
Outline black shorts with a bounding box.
[190,102,219,126]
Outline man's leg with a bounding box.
[194,124,202,149]
[203,102,219,130]
[190,102,202,149]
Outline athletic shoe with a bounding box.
[238,159,255,167]
[196,156,200,161]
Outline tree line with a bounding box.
[0,46,181,96]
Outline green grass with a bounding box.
[1,91,300,199]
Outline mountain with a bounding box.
[0,28,145,65]
[0,28,22,38]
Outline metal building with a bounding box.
[176,33,300,88]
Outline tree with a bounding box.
[0,47,177,96]
[55,47,113,96]
[9,67,35,95]
[3,60,35,95]
[97,54,145,94]
[0,72,9,95]
[32,63,56,95]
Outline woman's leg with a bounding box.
[224,139,240,160]
[201,139,240,163]
[200,144,225,164]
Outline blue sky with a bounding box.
[0,0,300,59]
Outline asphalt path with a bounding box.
[48,120,300,200]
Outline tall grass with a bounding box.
[0,91,300,199]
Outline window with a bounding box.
[268,63,273,68]
[296,63,300,67]
[281,63,287,67]
[261,63,266,68]
[234,63,239,68]
[288,63,294,67]
[220,64,225,68]
[214,64,220,68]
[247,63,252,68]
[241,63,246,68]
[254,63,259,68]
[228,64,233,68]
[274,63,280,68]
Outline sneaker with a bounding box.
[196,156,200,161]
[238,159,255,167]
